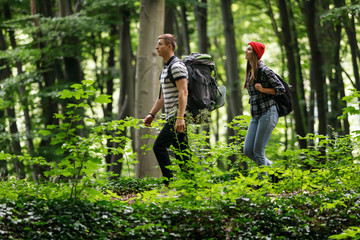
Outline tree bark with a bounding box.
[195,0,209,53]
[178,5,190,55]
[0,24,25,179]
[5,2,37,180]
[0,27,10,179]
[164,2,176,34]
[109,7,136,180]
[59,0,83,85]
[220,0,243,144]
[301,0,327,137]
[104,25,117,174]
[134,0,164,178]
[344,13,360,92]
[278,0,307,148]
[30,0,60,173]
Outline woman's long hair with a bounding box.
[243,51,259,89]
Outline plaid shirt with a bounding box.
[246,61,285,119]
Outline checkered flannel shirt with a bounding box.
[246,61,285,119]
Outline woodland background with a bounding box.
[1,0,359,179]
[1,0,360,239]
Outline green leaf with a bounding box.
[82,80,94,86]
[59,89,73,99]
[71,83,83,90]
[54,113,66,120]
[95,94,112,104]
[39,130,51,136]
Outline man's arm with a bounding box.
[144,89,164,127]
[175,78,188,133]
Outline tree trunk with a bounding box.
[104,25,116,174]
[164,2,176,34]
[195,0,209,53]
[278,0,307,148]
[220,0,243,161]
[30,0,60,174]
[178,5,190,55]
[105,26,116,120]
[335,0,350,135]
[5,2,37,180]
[323,0,348,136]
[0,27,25,179]
[302,0,327,137]
[344,13,360,92]
[59,0,83,85]
[134,0,164,178]
[0,28,10,179]
[109,7,135,180]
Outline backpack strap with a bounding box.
[255,66,263,84]
[167,58,181,86]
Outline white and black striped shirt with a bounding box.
[160,56,188,120]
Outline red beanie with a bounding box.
[248,41,265,59]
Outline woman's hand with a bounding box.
[255,83,276,95]
[255,83,263,92]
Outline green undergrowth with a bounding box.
[1,83,360,239]
[1,168,360,239]
[0,180,359,239]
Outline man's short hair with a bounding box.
[158,34,176,51]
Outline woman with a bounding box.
[243,41,285,168]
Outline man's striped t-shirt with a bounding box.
[160,56,188,120]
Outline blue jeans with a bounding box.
[244,105,279,167]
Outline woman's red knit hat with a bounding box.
[248,41,265,59]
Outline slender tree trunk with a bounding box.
[328,25,343,134]
[0,29,25,179]
[289,1,308,135]
[195,0,209,53]
[4,2,37,180]
[308,62,315,135]
[335,0,350,135]
[105,25,117,174]
[194,0,211,147]
[344,13,360,92]
[302,0,327,137]
[0,28,10,179]
[324,0,347,135]
[109,7,135,180]
[30,0,60,173]
[118,9,135,120]
[164,3,176,34]
[278,0,307,148]
[105,26,116,120]
[58,0,83,86]
[220,0,243,166]
[134,0,164,178]
[178,5,190,55]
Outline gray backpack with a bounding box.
[168,53,226,122]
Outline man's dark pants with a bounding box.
[153,117,190,184]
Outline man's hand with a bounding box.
[144,114,154,127]
[175,118,186,133]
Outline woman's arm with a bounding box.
[255,83,276,95]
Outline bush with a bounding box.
[1,188,359,239]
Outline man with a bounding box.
[143,34,189,186]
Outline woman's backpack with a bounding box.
[258,67,293,117]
